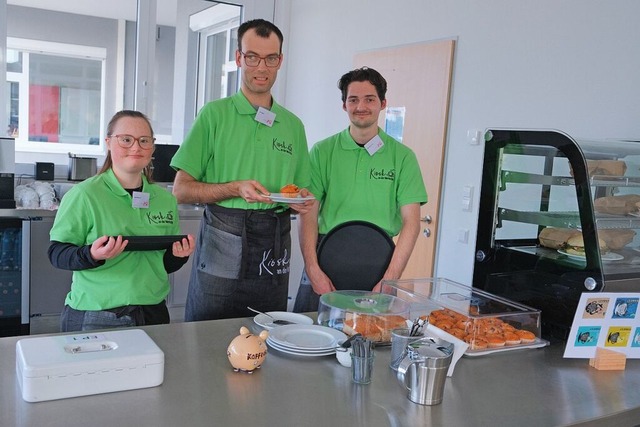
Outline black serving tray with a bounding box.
[121,235,187,251]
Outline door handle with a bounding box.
[423,228,431,238]
[421,215,432,224]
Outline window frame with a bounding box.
[7,37,107,156]
[190,3,241,111]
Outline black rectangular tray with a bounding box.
[121,235,187,251]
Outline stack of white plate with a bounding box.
[266,324,347,357]
[253,312,314,330]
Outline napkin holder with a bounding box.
[16,329,164,402]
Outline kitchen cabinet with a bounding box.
[474,129,640,340]
[28,218,72,315]
[166,216,201,312]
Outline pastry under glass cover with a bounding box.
[317,290,410,344]
[380,278,545,354]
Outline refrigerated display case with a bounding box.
[0,218,27,336]
[473,129,640,340]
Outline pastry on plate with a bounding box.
[279,184,300,198]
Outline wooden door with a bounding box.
[354,39,455,278]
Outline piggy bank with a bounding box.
[227,326,269,373]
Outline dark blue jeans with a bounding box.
[60,302,169,332]
[293,269,320,313]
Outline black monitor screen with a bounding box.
[151,144,180,183]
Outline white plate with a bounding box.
[266,339,336,357]
[268,193,315,204]
[266,338,337,355]
[253,312,314,330]
[268,324,347,350]
[557,249,623,261]
[267,338,335,354]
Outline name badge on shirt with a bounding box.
[132,191,150,208]
[255,106,276,127]
[364,134,384,156]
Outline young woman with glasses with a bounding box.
[49,110,195,332]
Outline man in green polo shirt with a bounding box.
[171,19,312,321]
[293,67,428,312]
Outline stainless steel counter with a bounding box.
[1,317,639,427]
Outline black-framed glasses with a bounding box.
[240,51,281,68]
[109,134,155,150]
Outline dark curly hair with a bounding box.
[338,67,387,103]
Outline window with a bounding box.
[200,26,239,105]
[6,38,106,155]
[190,3,241,110]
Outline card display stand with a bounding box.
[589,347,626,370]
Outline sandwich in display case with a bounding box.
[473,129,640,340]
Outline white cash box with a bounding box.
[16,329,164,402]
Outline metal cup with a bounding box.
[351,353,375,384]
[390,328,424,371]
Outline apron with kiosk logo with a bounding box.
[184,204,291,321]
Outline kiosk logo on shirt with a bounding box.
[147,210,175,225]
[273,138,293,156]
[370,168,395,181]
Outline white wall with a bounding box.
[281,0,640,285]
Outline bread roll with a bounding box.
[539,227,580,249]
[342,313,407,343]
[594,194,640,215]
[598,229,636,250]
[570,160,627,178]
[565,235,608,256]
[587,160,627,177]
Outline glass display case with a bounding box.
[473,129,640,340]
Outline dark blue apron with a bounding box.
[184,204,291,321]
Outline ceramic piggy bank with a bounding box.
[227,326,269,373]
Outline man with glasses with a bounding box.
[171,19,312,321]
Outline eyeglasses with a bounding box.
[109,134,155,150]
[240,51,281,68]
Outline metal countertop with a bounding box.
[1,316,639,427]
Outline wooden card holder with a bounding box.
[589,347,626,371]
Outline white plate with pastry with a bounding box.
[268,193,315,204]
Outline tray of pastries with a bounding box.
[380,278,549,356]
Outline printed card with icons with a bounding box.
[564,292,640,358]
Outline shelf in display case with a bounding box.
[501,170,640,189]
[498,208,640,230]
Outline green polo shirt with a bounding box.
[50,169,180,310]
[310,128,427,236]
[171,91,310,210]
